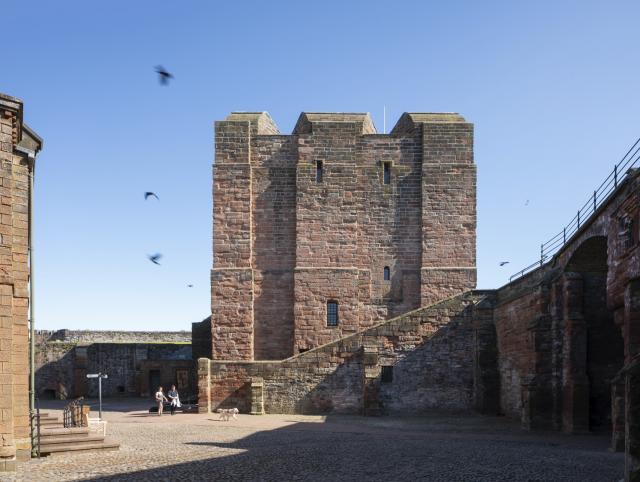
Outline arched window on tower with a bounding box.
[383,266,390,281]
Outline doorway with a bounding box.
[149,370,161,393]
[565,236,624,431]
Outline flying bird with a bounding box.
[525,200,530,206]
[499,261,510,266]
[187,284,193,288]
[144,191,159,201]
[155,66,173,85]
[147,253,163,265]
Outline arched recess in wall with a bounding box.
[564,235,624,432]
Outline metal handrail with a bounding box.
[63,397,86,428]
[29,397,41,458]
[510,137,640,282]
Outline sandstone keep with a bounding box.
[211,112,476,360]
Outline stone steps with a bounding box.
[38,418,63,426]
[36,415,60,422]
[40,431,93,443]
[40,434,107,447]
[40,439,120,456]
[35,417,120,457]
[40,426,91,436]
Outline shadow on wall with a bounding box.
[35,348,76,400]
[210,349,365,415]
[388,136,424,317]
[377,313,475,413]
[212,295,482,416]
[294,350,364,415]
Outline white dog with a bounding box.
[216,408,239,421]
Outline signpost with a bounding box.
[86,373,108,420]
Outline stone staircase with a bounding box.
[35,412,120,456]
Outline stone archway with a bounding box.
[563,236,625,433]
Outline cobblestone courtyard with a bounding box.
[1,400,624,481]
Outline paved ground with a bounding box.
[1,399,625,481]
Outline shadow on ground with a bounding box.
[78,413,623,482]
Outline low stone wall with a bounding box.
[200,291,491,415]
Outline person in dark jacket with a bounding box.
[167,385,181,415]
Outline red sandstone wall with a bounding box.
[494,277,549,418]
[356,135,422,318]
[293,122,362,351]
[211,112,477,361]
[0,94,36,468]
[251,136,296,360]
[492,169,640,432]
[203,292,484,415]
[212,121,254,360]
[420,122,477,305]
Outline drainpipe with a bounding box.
[16,145,37,446]
[29,158,35,421]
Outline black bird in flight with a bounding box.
[155,66,173,85]
[525,199,530,206]
[187,284,193,288]
[148,253,163,265]
[499,261,510,266]
[144,192,159,201]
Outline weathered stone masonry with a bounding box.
[201,108,640,479]
[476,168,640,481]
[0,94,41,471]
[35,330,195,399]
[211,112,476,361]
[200,291,489,415]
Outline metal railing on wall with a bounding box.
[510,137,640,282]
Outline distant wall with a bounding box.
[35,330,196,399]
[36,329,191,344]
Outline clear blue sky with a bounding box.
[3,1,639,331]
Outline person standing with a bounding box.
[155,386,168,416]
[167,384,181,415]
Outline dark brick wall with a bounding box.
[35,339,194,399]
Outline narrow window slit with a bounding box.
[383,162,391,185]
[381,366,393,383]
[327,301,338,326]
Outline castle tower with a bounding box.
[211,111,475,361]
